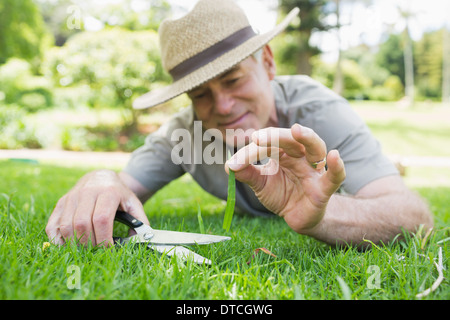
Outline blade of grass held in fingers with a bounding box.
[223,169,235,232]
[223,151,236,232]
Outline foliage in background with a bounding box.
[0,59,53,112]
[275,0,449,102]
[278,0,332,76]
[273,38,405,101]
[273,24,447,102]
[0,104,43,149]
[43,28,171,129]
[33,0,171,46]
[0,0,53,67]
[415,29,446,100]
[1,0,449,152]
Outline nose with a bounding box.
[213,90,234,115]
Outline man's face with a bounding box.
[188,46,277,148]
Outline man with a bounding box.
[45,0,432,248]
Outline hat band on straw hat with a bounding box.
[169,26,257,81]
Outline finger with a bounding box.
[320,150,346,196]
[119,196,149,226]
[72,192,97,246]
[225,142,280,172]
[290,124,327,164]
[58,194,78,244]
[119,195,149,237]
[252,127,305,158]
[46,197,66,245]
[226,158,279,195]
[92,193,120,247]
[225,143,281,194]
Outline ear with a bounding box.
[261,45,276,80]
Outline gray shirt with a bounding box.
[124,75,398,217]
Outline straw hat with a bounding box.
[132,0,300,109]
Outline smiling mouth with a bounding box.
[219,112,250,127]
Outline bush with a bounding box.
[365,75,404,101]
[0,104,42,149]
[60,125,146,152]
[340,60,372,100]
[0,58,53,112]
[310,56,334,88]
[61,127,91,151]
[311,57,406,101]
[311,58,372,100]
[43,28,170,111]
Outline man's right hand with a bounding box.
[45,169,150,247]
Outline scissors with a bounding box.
[113,210,231,265]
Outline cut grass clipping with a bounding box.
[223,169,235,232]
[223,151,236,231]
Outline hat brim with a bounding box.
[133,7,299,110]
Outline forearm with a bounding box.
[303,188,433,247]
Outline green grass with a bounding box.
[351,101,450,157]
[0,160,448,300]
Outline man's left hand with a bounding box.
[225,124,346,234]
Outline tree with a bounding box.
[443,27,450,105]
[398,5,415,105]
[34,0,82,46]
[0,0,52,67]
[331,0,373,95]
[278,0,333,75]
[376,34,405,87]
[79,0,171,31]
[331,0,343,95]
[34,0,171,46]
[383,0,422,105]
[414,29,444,100]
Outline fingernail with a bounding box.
[291,123,302,133]
[227,154,244,170]
[227,161,241,171]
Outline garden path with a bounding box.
[1,148,450,168]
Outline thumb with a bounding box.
[225,142,279,192]
[119,196,150,226]
[225,159,278,194]
[320,150,346,196]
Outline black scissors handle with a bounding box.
[113,210,144,245]
[115,210,144,229]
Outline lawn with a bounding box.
[0,160,448,301]
[351,101,450,157]
[1,101,449,302]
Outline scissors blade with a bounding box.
[150,244,212,265]
[148,229,231,245]
[115,210,230,246]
